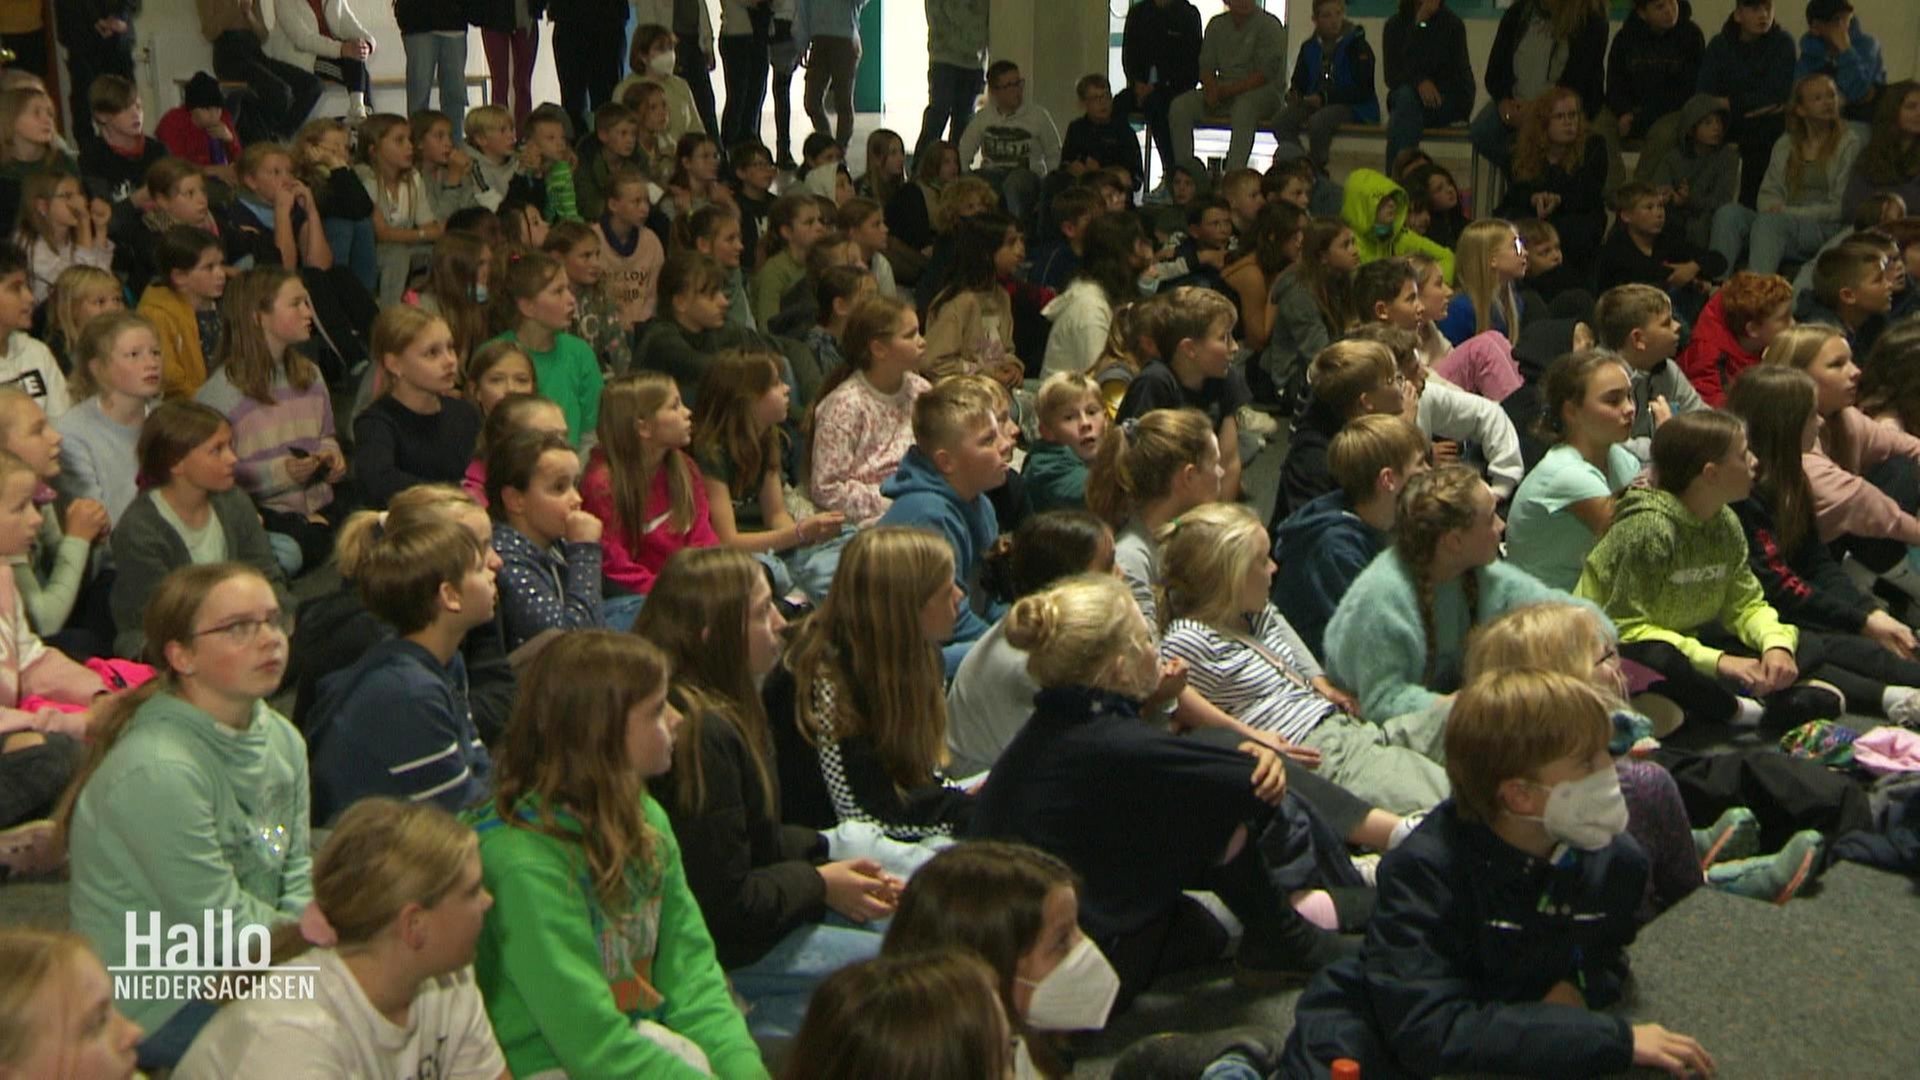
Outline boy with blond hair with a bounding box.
[1024,371,1107,512]
[1116,286,1249,501]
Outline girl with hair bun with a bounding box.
[1323,464,1576,741]
[973,573,1355,1002]
[172,799,507,1077]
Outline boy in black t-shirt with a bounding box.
[1117,285,1249,500]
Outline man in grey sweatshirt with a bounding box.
[1168,0,1287,173]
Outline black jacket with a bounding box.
[1062,115,1147,189]
[1604,0,1705,138]
[1382,5,1474,111]
[1591,220,1726,295]
[1730,494,1876,636]
[1276,397,1344,528]
[1120,0,1202,95]
[1495,133,1611,266]
[1484,0,1608,118]
[651,704,832,970]
[1281,801,1645,1079]
[393,0,474,35]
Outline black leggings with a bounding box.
[1625,631,1916,731]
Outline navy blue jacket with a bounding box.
[307,638,493,825]
[1120,0,1202,94]
[1697,23,1797,130]
[1290,23,1379,124]
[1271,488,1387,660]
[1382,5,1474,111]
[1282,801,1646,1078]
[1061,115,1147,189]
[1605,0,1705,138]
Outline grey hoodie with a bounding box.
[1648,94,1740,246]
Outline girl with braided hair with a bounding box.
[1322,464,1580,740]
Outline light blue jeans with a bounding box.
[603,593,645,631]
[323,216,377,294]
[266,532,304,578]
[1711,204,1837,276]
[730,922,884,1038]
[402,32,468,139]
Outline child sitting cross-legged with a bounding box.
[1280,668,1717,1078]
[1023,371,1108,513]
[1504,351,1644,593]
[306,516,499,825]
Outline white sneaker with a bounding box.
[1886,686,1920,728]
[1237,404,1280,437]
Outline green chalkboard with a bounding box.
[856,1,882,112]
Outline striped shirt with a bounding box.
[1162,605,1338,744]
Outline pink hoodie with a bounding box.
[1805,407,1920,545]
[0,564,103,739]
[1433,331,1524,404]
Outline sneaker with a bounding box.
[0,819,60,877]
[1236,404,1280,438]
[1111,1028,1281,1080]
[1886,686,1920,729]
[1706,829,1823,905]
[1348,851,1381,886]
[1232,909,1360,990]
[1692,807,1760,869]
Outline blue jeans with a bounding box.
[915,62,985,164]
[730,922,884,1038]
[1470,101,1515,172]
[137,998,218,1069]
[266,532,305,578]
[403,33,468,139]
[603,593,645,631]
[1385,82,1471,172]
[1710,204,1837,276]
[323,216,377,294]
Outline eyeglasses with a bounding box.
[191,611,293,646]
[994,78,1025,92]
[1548,110,1581,122]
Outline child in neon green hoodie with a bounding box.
[1341,168,1456,282]
[468,631,766,1080]
[1575,411,1839,731]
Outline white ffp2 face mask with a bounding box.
[648,51,676,76]
[1518,765,1629,852]
[1016,936,1120,1032]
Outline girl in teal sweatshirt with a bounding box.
[468,630,766,1080]
[64,563,311,1069]
[1577,410,1856,733]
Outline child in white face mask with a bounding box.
[884,841,1119,1079]
[1279,668,1718,1080]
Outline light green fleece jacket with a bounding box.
[67,694,313,1032]
[468,793,767,1080]
[1340,168,1456,282]
[1575,487,1798,675]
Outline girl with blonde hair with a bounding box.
[766,526,972,840]
[971,573,1354,999]
[1160,501,1449,812]
[636,547,897,1037]
[1435,218,1527,345]
[471,630,761,1078]
[352,305,482,508]
[0,929,141,1077]
[42,264,123,376]
[581,371,717,624]
[1468,601,1825,907]
[172,799,508,1077]
[1711,73,1863,275]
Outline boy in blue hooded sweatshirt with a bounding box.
[1342,168,1454,281]
[306,516,500,826]
[1274,414,1430,659]
[1273,0,1378,175]
[878,375,1009,675]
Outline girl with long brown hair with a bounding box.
[471,630,762,1077]
[195,266,343,572]
[580,372,716,626]
[1497,87,1610,267]
[636,548,897,1036]
[808,294,929,526]
[1265,216,1360,407]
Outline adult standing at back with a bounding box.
[636,0,720,152]
[394,0,470,140]
[1167,0,1285,176]
[914,0,989,168]
[1469,0,1609,174]
[794,0,869,152]
[199,0,322,140]
[1382,0,1475,174]
[1115,0,1201,193]
[718,0,775,150]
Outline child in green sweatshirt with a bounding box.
[468,630,766,1080]
[1575,410,1840,732]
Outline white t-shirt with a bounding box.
[174,948,507,1080]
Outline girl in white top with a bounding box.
[175,797,508,1080]
[14,172,110,305]
[358,114,442,305]
[1157,501,1450,814]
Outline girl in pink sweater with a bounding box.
[581,372,716,628]
[808,294,929,526]
[1765,324,1920,601]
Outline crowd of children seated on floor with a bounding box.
[2,2,1920,1075]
